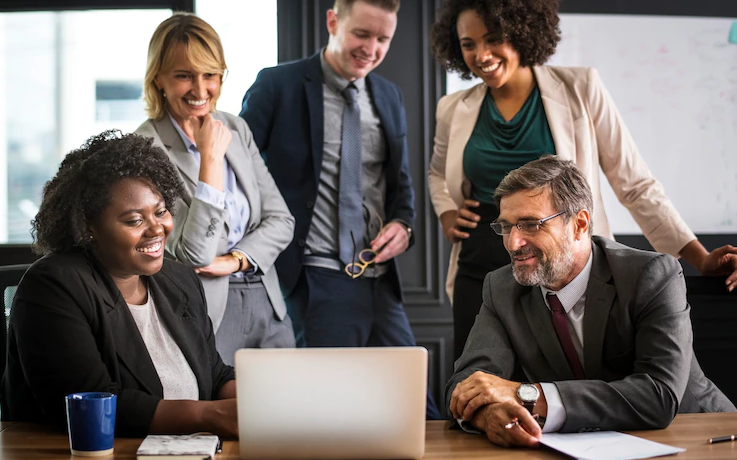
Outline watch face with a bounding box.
[517,384,539,402]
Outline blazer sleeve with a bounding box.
[229,116,295,275]
[135,120,227,268]
[555,254,691,431]
[428,94,460,218]
[9,262,161,436]
[240,68,275,153]
[444,269,517,415]
[585,68,695,256]
[386,85,416,230]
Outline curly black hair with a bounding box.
[431,0,561,80]
[32,130,184,255]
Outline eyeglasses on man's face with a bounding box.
[490,211,567,236]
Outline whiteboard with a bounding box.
[447,14,737,234]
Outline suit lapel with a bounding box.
[147,271,209,400]
[534,66,575,161]
[305,55,325,188]
[99,267,163,397]
[153,117,201,188]
[521,287,575,380]
[447,84,486,205]
[582,243,616,380]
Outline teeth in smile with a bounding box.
[137,242,162,253]
[186,99,206,106]
[481,62,501,73]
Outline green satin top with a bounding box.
[463,85,556,203]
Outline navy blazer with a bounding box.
[0,250,234,436]
[240,52,415,297]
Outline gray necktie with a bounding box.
[338,84,363,266]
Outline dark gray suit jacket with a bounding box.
[0,250,234,437]
[446,236,735,432]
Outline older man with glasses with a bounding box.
[446,155,735,448]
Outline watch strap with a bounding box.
[521,400,535,414]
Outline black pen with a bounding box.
[707,434,737,444]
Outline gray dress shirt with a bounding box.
[305,51,387,259]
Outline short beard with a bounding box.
[510,229,575,288]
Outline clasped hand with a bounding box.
[441,200,480,243]
[699,244,737,292]
[370,221,410,263]
[450,372,541,447]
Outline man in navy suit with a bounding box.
[241,0,440,418]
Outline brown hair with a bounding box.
[333,0,400,18]
[143,12,227,120]
[494,155,594,235]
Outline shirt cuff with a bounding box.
[195,181,225,208]
[456,418,481,434]
[540,382,566,433]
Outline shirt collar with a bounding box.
[167,111,197,154]
[541,248,594,313]
[319,48,366,94]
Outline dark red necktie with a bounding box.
[547,293,585,379]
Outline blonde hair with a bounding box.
[143,12,227,120]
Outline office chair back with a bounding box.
[0,264,31,380]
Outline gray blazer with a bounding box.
[135,112,295,331]
[446,236,735,432]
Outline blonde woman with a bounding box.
[136,13,296,364]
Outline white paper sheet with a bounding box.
[540,431,685,460]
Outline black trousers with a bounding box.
[452,202,510,360]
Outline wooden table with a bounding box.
[1,413,736,459]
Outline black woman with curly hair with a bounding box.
[428,0,737,360]
[1,130,239,438]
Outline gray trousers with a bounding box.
[215,275,296,366]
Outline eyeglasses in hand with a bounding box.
[344,212,383,279]
[490,211,567,236]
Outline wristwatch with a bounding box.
[404,225,413,240]
[230,250,245,271]
[517,383,540,414]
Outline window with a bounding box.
[0,1,278,243]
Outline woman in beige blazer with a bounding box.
[429,0,737,359]
[136,13,296,364]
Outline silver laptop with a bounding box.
[235,347,427,460]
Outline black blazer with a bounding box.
[0,250,234,436]
[240,52,416,298]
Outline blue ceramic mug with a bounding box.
[65,392,117,457]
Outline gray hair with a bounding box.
[494,155,593,235]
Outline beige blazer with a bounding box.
[136,112,295,331]
[428,66,695,301]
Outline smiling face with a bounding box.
[89,178,173,285]
[324,0,397,82]
[456,9,523,91]
[498,187,588,291]
[154,44,222,128]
